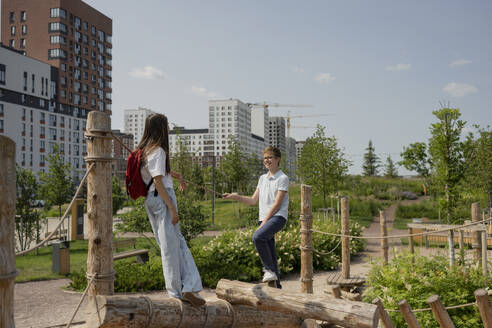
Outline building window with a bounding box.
[50,35,66,44]
[0,65,5,85]
[9,40,14,48]
[48,48,67,59]
[91,25,96,36]
[21,11,27,22]
[20,39,26,48]
[105,34,112,44]
[61,63,66,72]
[83,21,88,30]
[31,74,35,93]
[9,12,14,23]
[0,104,3,116]
[50,8,67,19]
[10,26,16,36]
[74,17,81,30]
[22,25,27,35]
[49,22,67,33]
[23,72,27,91]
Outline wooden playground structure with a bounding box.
[2,111,492,327]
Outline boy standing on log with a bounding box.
[224,146,289,288]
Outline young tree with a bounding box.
[16,165,42,251]
[171,129,193,181]
[189,163,205,199]
[39,144,73,220]
[384,156,398,178]
[297,125,350,208]
[362,140,380,176]
[399,142,432,178]
[466,126,492,211]
[112,176,125,215]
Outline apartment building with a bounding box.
[285,137,297,180]
[1,0,113,113]
[0,44,87,177]
[296,140,306,160]
[123,107,155,149]
[111,129,133,180]
[169,127,214,167]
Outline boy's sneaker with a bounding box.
[262,269,277,283]
[183,292,206,307]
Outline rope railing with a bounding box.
[386,301,477,313]
[15,163,95,256]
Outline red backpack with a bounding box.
[125,149,154,200]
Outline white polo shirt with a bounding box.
[257,170,289,221]
[140,147,173,191]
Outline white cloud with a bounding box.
[315,73,336,84]
[443,82,478,97]
[449,59,472,67]
[385,63,411,71]
[191,86,221,98]
[129,66,166,79]
[291,66,305,73]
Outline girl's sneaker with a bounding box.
[183,292,206,307]
[262,269,277,282]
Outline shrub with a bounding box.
[363,253,487,327]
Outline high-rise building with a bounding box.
[123,107,155,148]
[169,127,214,167]
[1,0,113,114]
[268,116,286,154]
[286,137,297,180]
[0,44,87,177]
[296,140,306,160]
[111,129,133,180]
[251,105,269,146]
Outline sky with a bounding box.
[83,0,491,174]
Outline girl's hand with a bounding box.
[171,208,180,225]
[223,193,239,200]
[178,177,187,192]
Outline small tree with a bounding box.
[297,125,350,208]
[39,144,73,220]
[112,176,126,215]
[189,163,205,199]
[399,142,432,178]
[384,156,398,178]
[362,140,380,176]
[16,165,42,251]
[466,126,492,211]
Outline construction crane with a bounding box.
[282,112,333,138]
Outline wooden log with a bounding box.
[0,136,16,328]
[86,112,114,296]
[427,295,455,328]
[324,288,361,302]
[380,211,388,265]
[398,300,420,328]
[448,230,455,267]
[216,279,379,328]
[424,234,429,248]
[328,285,342,299]
[85,295,304,328]
[409,227,415,255]
[341,197,350,279]
[482,231,488,277]
[372,298,395,328]
[473,202,482,262]
[459,230,465,264]
[474,289,492,328]
[300,184,313,294]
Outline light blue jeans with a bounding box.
[144,187,203,299]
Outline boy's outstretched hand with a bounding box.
[223,192,239,200]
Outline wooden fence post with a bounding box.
[341,197,350,279]
[300,184,313,294]
[380,211,389,265]
[409,227,415,255]
[427,295,455,328]
[448,230,455,267]
[459,230,465,264]
[86,111,114,296]
[474,289,492,328]
[398,299,420,328]
[372,298,395,328]
[0,136,17,328]
[482,230,488,277]
[473,203,482,262]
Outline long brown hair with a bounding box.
[136,113,171,174]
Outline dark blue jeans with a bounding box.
[253,215,286,288]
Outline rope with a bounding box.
[16,163,95,256]
[0,270,19,280]
[65,273,96,328]
[313,238,342,256]
[172,298,184,328]
[141,296,154,328]
[85,271,115,282]
[310,217,492,240]
[386,301,477,313]
[217,299,236,328]
[202,303,210,328]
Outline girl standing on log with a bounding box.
[224,146,289,288]
[138,113,205,306]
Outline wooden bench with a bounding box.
[113,238,149,264]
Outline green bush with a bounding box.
[363,253,488,327]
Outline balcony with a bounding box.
[21,161,25,166]
[60,137,64,141]
[40,120,45,124]
[21,146,25,151]
[40,134,45,139]
[22,131,25,136]
[40,162,45,167]
[60,123,65,128]
[22,116,26,121]
[40,148,45,153]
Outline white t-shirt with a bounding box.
[140,147,173,191]
[257,170,289,221]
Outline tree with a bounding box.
[297,125,351,208]
[362,140,380,176]
[399,142,432,178]
[466,126,492,211]
[39,144,73,220]
[112,176,125,215]
[189,163,205,199]
[16,165,42,251]
[171,127,193,181]
[384,156,398,178]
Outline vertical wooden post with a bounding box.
[372,298,395,328]
[427,295,455,328]
[300,184,313,294]
[380,211,388,264]
[409,227,415,255]
[424,233,429,248]
[398,300,420,328]
[328,285,342,299]
[448,230,455,267]
[473,202,482,262]
[86,112,114,296]
[0,136,17,328]
[474,289,492,327]
[458,230,465,264]
[341,197,350,279]
[482,230,488,277]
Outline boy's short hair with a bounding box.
[263,146,281,158]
